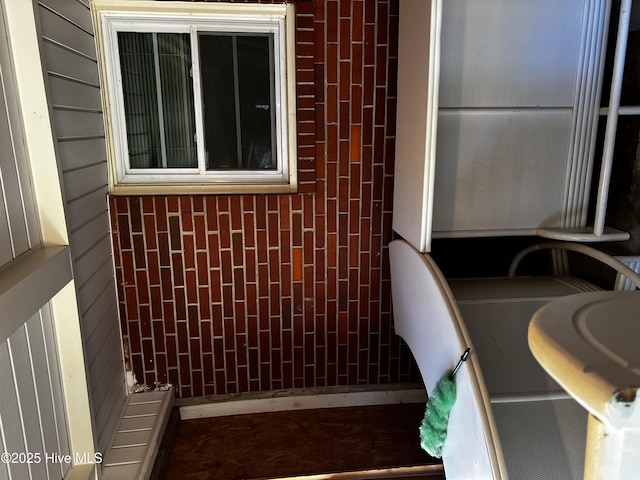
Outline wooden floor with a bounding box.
[161,403,445,479]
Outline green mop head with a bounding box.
[419,348,469,458]
[419,371,457,458]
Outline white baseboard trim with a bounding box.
[177,384,427,420]
[274,464,445,479]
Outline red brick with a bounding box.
[220,251,232,284]
[205,197,218,231]
[175,287,186,320]
[176,321,188,352]
[150,286,162,319]
[181,198,193,231]
[265,214,277,248]
[313,0,325,21]
[194,216,206,249]
[129,198,142,233]
[124,287,139,320]
[222,285,234,318]
[233,268,245,301]
[186,270,197,304]
[219,215,231,249]
[169,216,181,250]
[163,302,175,334]
[167,196,179,213]
[190,338,202,371]
[139,305,151,338]
[198,287,210,320]
[352,1,364,42]
[183,235,195,270]
[232,232,244,266]
[292,248,303,281]
[143,215,157,249]
[217,197,229,213]
[349,199,360,233]
[269,250,280,283]
[171,253,184,286]
[254,196,266,230]
[326,1,338,43]
[244,250,256,283]
[212,309,223,337]
[196,252,208,286]
[135,270,149,305]
[207,235,220,268]
[279,231,291,265]
[158,233,170,266]
[376,2,388,44]
[155,198,168,232]
[243,213,255,248]
[339,18,350,59]
[230,197,242,230]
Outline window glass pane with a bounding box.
[118,32,197,169]
[199,33,276,171]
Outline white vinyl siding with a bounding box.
[0,8,40,268]
[0,305,71,480]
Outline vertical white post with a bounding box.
[593,0,632,236]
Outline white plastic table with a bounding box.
[529,291,640,480]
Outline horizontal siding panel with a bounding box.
[93,353,127,442]
[66,186,109,234]
[88,321,121,384]
[74,235,112,292]
[48,75,103,111]
[97,379,127,454]
[89,344,122,407]
[85,302,119,363]
[70,217,110,262]
[80,271,117,340]
[38,5,96,60]
[81,276,120,333]
[58,138,106,172]
[63,162,108,202]
[38,0,93,33]
[42,40,99,86]
[75,239,113,293]
[53,109,104,139]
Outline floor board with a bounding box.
[162,403,444,479]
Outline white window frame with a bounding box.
[94,0,298,195]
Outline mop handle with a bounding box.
[449,348,471,380]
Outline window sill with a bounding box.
[109,181,298,196]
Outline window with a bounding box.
[95,1,297,194]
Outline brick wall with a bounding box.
[110,0,417,398]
